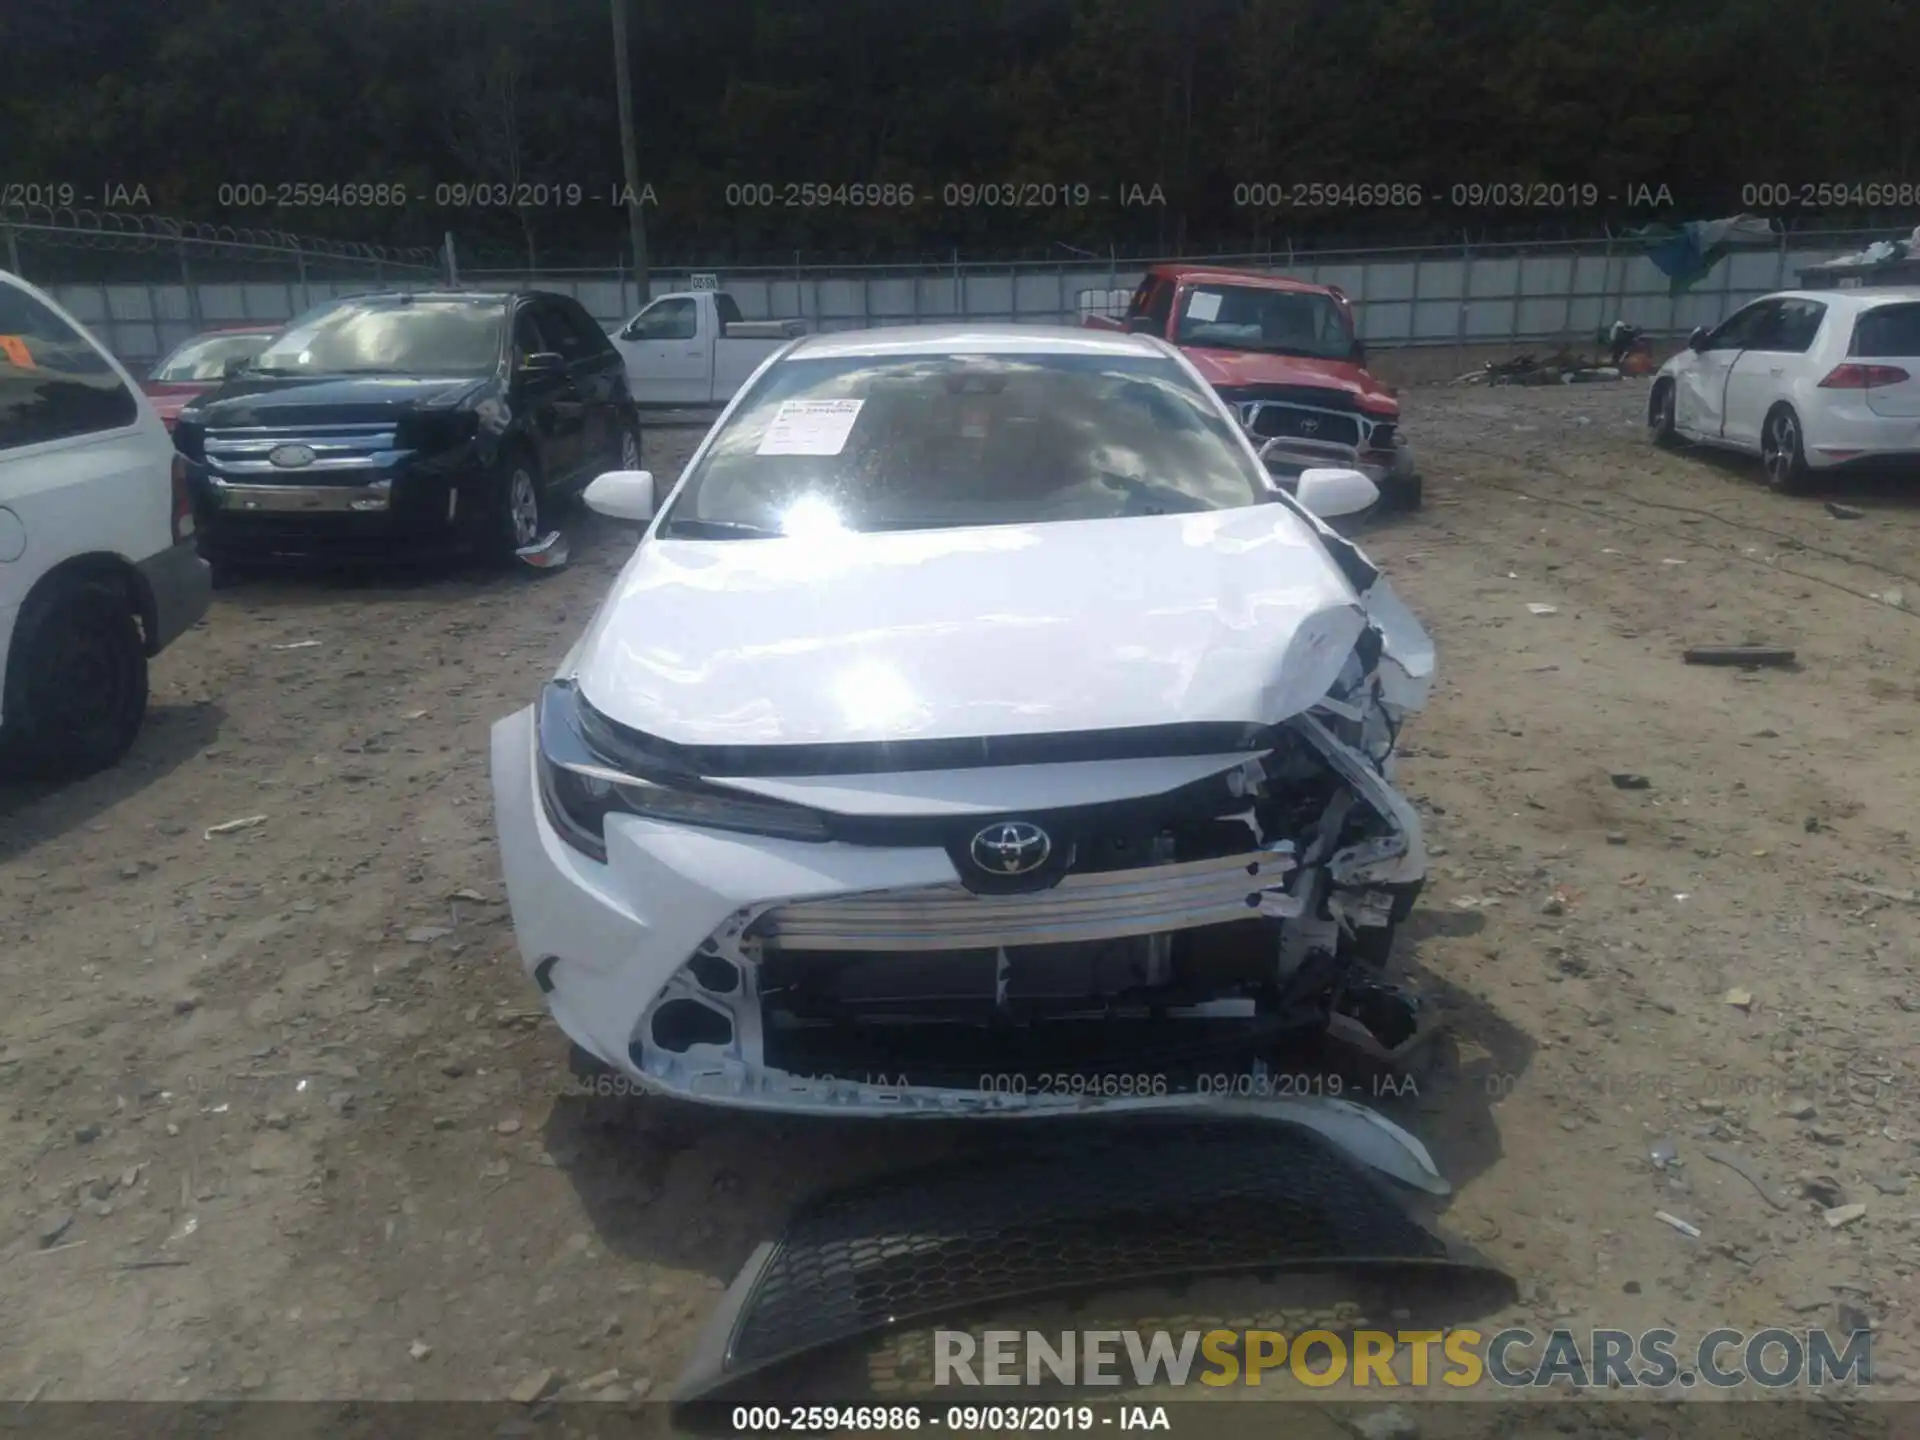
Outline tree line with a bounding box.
[5,0,1918,265]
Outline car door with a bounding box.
[510,301,582,485]
[1721,299,1826,450]
[1675,300,1778,440]
[547,294,628,478]
[611,296,705,404]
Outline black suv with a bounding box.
[171,289,639,566]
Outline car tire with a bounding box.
[0,576,149,780]
[484,447,546,565]
[614,417,643,475]
[1761,405,1811,494]
[1376,469,1422,512]
[1648,380,1679,448]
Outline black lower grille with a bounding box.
[677,1121,1508,1400]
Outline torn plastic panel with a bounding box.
[671,1120,1505,1408]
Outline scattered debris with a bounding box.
[270,639,323,651]
[1526,602,1559,615]
[1609,772,1651,790]
[1649,1139,1678,1169]
[509,1368,561,1404]
[516,531,570,571]
[1348,1406,1421,1440]
[1782,1101,1817,1120]
[1823,1203,1867,1230]
[1724,988,1754,1011]
[37,1211,75,1248]
[405,926,454,944]
[1655,1210,1702,1238]
[1837,1302,1872,1335]
[118,1259,192,1271]
[409,1340,433,1362]
[1803,1176,1848,1208]
[1824,502,1865,520]
[496,1118,523,1135]
[1682,645,1796,668]
[1605,831,1628,845]
[1702,1146,1789,1210]
[203,815,267,839]
[579,1368,622,1392]
[1450,896,1501,910]
[1849,882,1920,905]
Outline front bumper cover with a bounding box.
[673,1119,1504,1408]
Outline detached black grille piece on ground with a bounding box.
[673,1119,1508,1404]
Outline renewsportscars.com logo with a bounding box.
[935,1326,1875,1391]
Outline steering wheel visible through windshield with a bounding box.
[658,350,1271,538]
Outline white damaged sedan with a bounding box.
[490,324,1442,1185]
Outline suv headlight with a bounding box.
[535,680,828,859]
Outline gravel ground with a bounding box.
[3,383,1918,1419]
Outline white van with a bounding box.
[0,271,211,778]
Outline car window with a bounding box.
[660,350,1270,538]
[633,297,697,342]
[1706,301,1779,351]
[529,301,592,362]
[150,331,274,383]
[1771,299,1827,353]
[1141,279,1174,332]
[251,296,505,376]
[0,280,139,451]
[514,304,555,358]
[1850,302,1920,357]
[553,296,616,358]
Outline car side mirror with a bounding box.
[1687,326,1709,352]
[519,351,567,376]
[1293,466,1380,519]
[1124,315,1160,335]
[584,469,655,522]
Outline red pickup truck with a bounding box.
[1087,264,1420,510]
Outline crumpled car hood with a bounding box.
[573,507,1370,748]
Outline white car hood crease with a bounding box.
[574,506,1370,749]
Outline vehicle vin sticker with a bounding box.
[757,398,865,455]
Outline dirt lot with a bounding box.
[3,379,1919,1417]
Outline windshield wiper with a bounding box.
[658,516,784,539]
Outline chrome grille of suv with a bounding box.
[203,424,405,475]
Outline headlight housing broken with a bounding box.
[535,680,829,859]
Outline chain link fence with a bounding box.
[6,208,1910,368]
[1,206,445,364]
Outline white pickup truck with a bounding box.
[609,290,808,407]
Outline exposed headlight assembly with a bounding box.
[535,680,828,859]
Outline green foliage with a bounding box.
[4,0,1916,262]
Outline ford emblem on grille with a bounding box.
[268,444,318,468]
[969,821,1051,876]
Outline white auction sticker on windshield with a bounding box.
[1185,289,1222,322]
[756,398,865,455]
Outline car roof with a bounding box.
[788,323,1166,360]
[315,289,524,306]
[1146,264,1337,295]
[1762,287,1920,309]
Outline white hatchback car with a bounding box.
[1649,287,1920,491]
[490,325,1445,1191]
[0,271,211,778]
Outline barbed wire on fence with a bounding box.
[0,206,443,270]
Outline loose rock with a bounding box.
[509,1368,560,1405]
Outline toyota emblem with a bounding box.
[268,444,318,468]
[969,820,1052,876]
[1299,418,1320,434]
